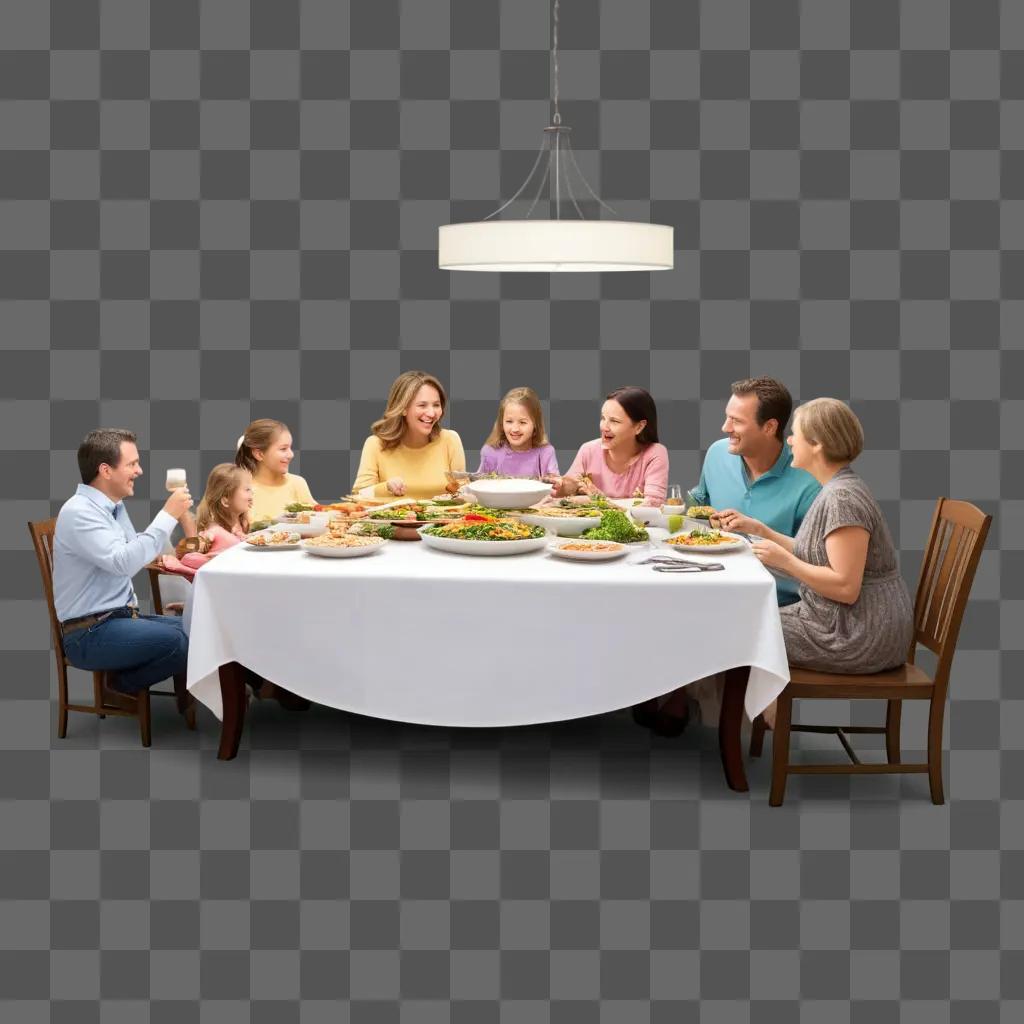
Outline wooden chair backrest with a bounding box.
[911,498,991,684]
[27,518,64,657]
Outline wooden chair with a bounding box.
[750,497,991,806]
[28,518,196,747]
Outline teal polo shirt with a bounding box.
[690,438,821,606]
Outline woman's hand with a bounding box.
[715,508,764,536]
[750,537,792,572]
[549,475,578,498]
[578,477,602,497]
[385,477,406,496]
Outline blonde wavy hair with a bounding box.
[196,463,252,534]
[371,371,448,451]
[484,386,548,449]
[794,398,864,464]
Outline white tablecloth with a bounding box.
[186,540,790,726]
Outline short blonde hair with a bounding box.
[484,386,548,449]
[371,371,448,451]
[794,398,864,464]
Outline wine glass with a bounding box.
[165,468,187,492]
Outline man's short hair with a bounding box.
[77,429,137,484]
[730,378,793,441]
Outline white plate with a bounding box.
[464,479,552,509]
[272,517,328,537]
[418,525,551,556]
[519,511,602,536]
[547,539,629,561]
[660,530,748,554]
[244,530,302,551]
[301,538,386,558]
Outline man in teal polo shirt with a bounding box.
[634,377,819,736]
[690,376,819,606]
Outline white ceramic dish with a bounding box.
[518,512,601,537]
[660,530,747,555]
[244,530,302,551]
[418,525,551,557]
[301,537,386,558]
[547,539,629,562]
[273,516,329,537]
[464,478,552,509]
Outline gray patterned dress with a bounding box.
[778,468,914,674]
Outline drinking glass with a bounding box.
[665,483,684,506]
[165,468,187,492]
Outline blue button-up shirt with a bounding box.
[690,438,821,605]
[53,484,178,622]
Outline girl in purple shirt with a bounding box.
[476,387,560,478]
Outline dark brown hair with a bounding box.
[730,377,793,441]
[77,428,137,484]
[235,419,288,474]
[606,387,659,445]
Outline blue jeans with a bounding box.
[63,613,188,695]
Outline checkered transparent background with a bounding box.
[0,1,1021,1019]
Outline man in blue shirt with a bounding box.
[54,429,194,696]
[690,376,820,607]
[635,378,819,736]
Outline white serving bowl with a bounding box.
[464,478,552,509]
[518,512,602,537]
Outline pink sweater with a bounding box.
[566,439,669,506]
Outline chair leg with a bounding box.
[768,694,792,807]
[94,671,106,718]
[57,665,70,738]
[926,698,945,805]
[138,689,152,748]
[173,673,197,731]
[750,714,766,757]
[885,699,902,765]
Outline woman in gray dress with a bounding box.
[719,398,913,709]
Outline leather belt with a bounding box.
[60,606,138,635]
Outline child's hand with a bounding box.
[385,477,406,496]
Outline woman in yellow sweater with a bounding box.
[235,418,317,522]
[353,371,466,499]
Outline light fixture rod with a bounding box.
[551,0,561,126]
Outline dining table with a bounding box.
[185,532,791,792]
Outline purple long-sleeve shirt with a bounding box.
[476,443,560,478]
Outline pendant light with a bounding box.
[438,0,673,273]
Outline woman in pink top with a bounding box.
[552,387,669,506]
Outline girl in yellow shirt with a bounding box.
[353,371,466,500]
[235,418,317,522]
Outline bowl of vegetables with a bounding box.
[579,508,650,544]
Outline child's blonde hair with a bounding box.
[484,387,548,449]
[196,463,252,534]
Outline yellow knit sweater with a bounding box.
[353,430,466,499]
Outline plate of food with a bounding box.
[676,504,720,531]
[661,527,747,554]
[274,510,331,536]
[518,504,604,536]
[547,538,629,562]
[364,501,466,526]
[302,533,387,558]
[244,529,302,550]
[418,516,551,556]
